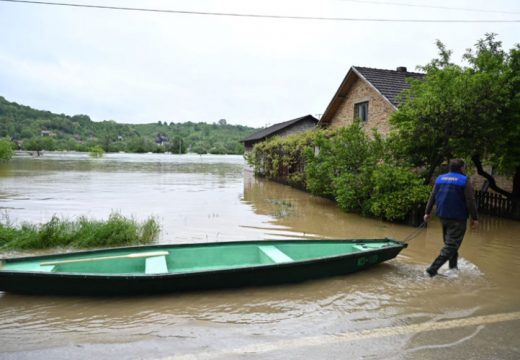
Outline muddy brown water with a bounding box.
[0,152,518,359]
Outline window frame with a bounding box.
[354,101,369,122]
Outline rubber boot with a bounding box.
[426,255,449,277]
[449,252,458,269]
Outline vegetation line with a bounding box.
[0,213,160,250]
[0,97,254,155]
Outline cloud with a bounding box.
[0,0,519,127]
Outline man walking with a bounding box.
[424,159,479,277]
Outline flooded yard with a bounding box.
[0,152,518,359]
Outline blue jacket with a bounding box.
[430,172,473,220]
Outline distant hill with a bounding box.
[0,96,257,154]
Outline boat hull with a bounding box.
[0,239,406,296]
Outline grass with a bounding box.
[89,145,105,158]
[0,213,160,250]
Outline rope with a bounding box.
[402,221,427,243]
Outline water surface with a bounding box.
[0,152,518,359]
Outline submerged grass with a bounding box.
[0,213,160,250]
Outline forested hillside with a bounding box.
[0,96,256,154]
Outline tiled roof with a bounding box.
[353,66,425,107]
[241,115,318,142]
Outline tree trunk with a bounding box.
[512,166,520,219]
[425,164,437,185]
[424,154,444,185]
[512,166,520,200]
[471,155,512,199]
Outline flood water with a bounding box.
[0,152,519,359]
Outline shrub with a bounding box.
[305,123,378,199]
[89,145,105,158]
[0,139,14,162]
[367,165,431,220]
[0,213,160,250]
[334,166,373,214]
[247,122,432,222]
[247,131,317,187]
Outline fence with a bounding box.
[475,190,519,220]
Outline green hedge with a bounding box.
[246,123,431,222]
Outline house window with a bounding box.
[354,102,369,122]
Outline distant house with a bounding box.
[241,115,319,151]
[155,134,169,146]
[319,66,424,136]
[40,130,55,137]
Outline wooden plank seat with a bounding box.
[145,255,168,274]
[353,244,388,251]
[259,246,293,263]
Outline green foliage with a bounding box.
[248,123,431,222]
[125,136,156,153]
[334,167,373,213]
[305,123,380,199]
[303,131,336,197]
[390,34,520,196]
[0,213,160,250]
[247,130,317,188]
[0,96,255,155]
[24,136,56,152]
[0,138,14,162]
[89,145,105,158]
[367,165,431,220]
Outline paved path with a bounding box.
[165,311,520,360]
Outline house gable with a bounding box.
[319,66,424,136]
[327,75,396,135]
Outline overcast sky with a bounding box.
[1,0,518,128]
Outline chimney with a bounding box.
[396,66,407,72]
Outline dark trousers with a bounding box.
[427,218,467,275]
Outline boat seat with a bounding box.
[259,246,293,263]
[145,255,168,274]
[40,265,55,272]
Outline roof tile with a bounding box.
[353,66,425,107]
[241,115,318,142]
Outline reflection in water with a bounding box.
[0,153,519,358]
[242,172,397,240]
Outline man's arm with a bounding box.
[424,185,437,222]
[465,180,479,228]
[464,181,478,220]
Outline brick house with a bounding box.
[318,65,514,195]
[318,66,424,135]
[241,115,319,152]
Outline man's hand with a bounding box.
[471,219,479,229]
[424,214,431,223]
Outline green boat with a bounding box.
[0,239,406,295]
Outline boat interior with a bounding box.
[2,241,395,275]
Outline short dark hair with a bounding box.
[449,159,465,172]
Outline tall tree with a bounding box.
[391,34,520,200]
